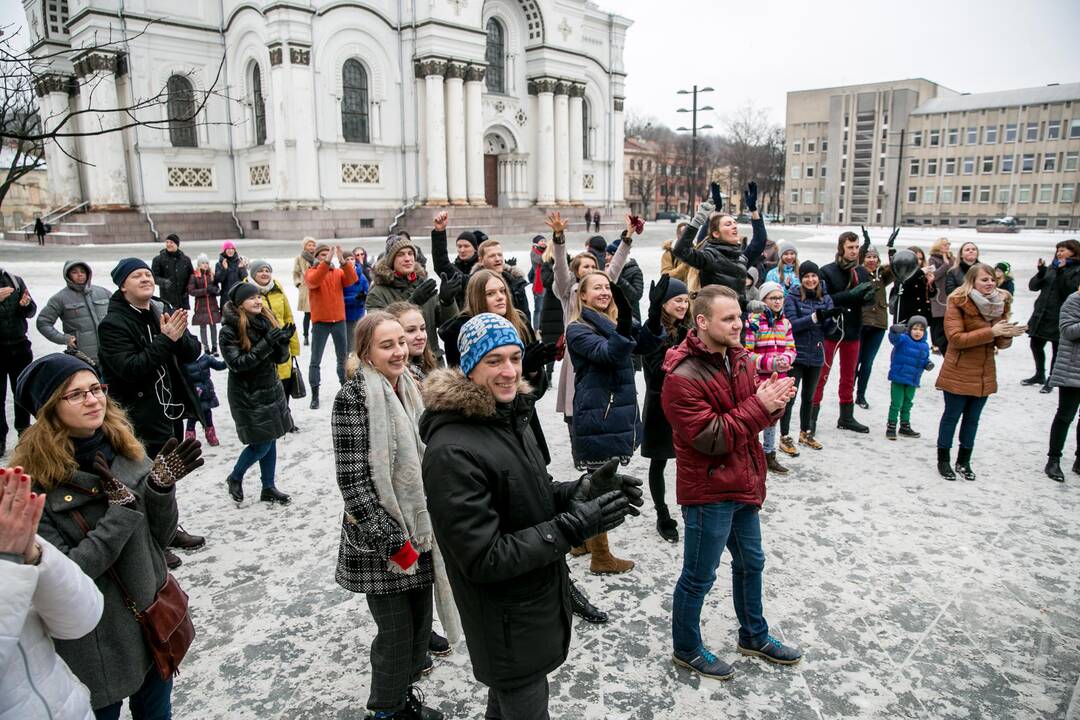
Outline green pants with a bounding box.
[888,382,917,423]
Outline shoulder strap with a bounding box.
[71,509,142,619]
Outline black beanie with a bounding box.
[472,230,488,247]
[456,231,479,250]
[15,353,99,417]
[229,281,259,306]
[587,235,607,253]
[166,233,180,246]
[798,260,820,279]
[110,257,151,287]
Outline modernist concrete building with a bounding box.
[786,79,1080,229]
[22,0,630,241]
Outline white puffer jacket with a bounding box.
[0,537,102,720]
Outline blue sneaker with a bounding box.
[737,635,803,665]
[672,647,735,680]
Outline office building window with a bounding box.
[791,164,801,179]
[978,186,991,203]
[930,129,941,147]
[790,190,800,205]
[966,127,978,144]
[820,166,827,178]
[945,158,956,175]
[923,187,936,204]
[1062,184,1076,203]
[962,157,975,175]
[805,163,815,178]
[1071,119,1080,138]
[1025,123,1040,142]
[1048,120,1061,140]
[912,131,923,147]
[1066,152,1079,171]
[960,186,972,203]
[907,187,918,202]
[803,189,814,204]
[1005,123,1018,142]
[909,159,920,176]
[996,186,1011,204]
[985,125,998,144]
[981,157,995,174]
[1044,154,1058,172]
[793,141,802,154]
[948,128,959,145]
[1022,154,1035,172]
[926,158,938,175]
[1038,184,1054,203]
[822,139,829,152]
[1002,155,1015,173]
[940,186,954,203]
[807,139,816,153]
[1018,185,1032,203]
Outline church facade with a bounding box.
[24,0,630,236]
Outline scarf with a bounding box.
[360,365,462,643]
[395,271,418,283]
[301,250,315,264]
[837,256,858,271]
[252,277,275,294]
[968,289,1005,322]
[1052,257,1077,269]
[72,430,114,474]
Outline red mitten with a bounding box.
[390,540,419,571]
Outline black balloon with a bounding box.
[891,249,919,284]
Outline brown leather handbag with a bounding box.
[72,510,195,679]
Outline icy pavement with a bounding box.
[1,225,1078,719]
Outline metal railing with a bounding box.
[388,201,416,234]
[16,201,89,232]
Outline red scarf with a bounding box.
[395,271,418,282]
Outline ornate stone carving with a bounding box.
[554,81,570,96]
[167,166,215,189]
[528,77,557,95]
[416,58,448,78]
[268,44,283,67]
[558,18,572,41]
[34,73,75,97]
[289,45,311,66]
[448,0,468,14]
[494,100,506,113]
[569,83,587,99]
[73,52,119,79]
[515,109,527,127]
[613,97,625,112]
[465,64,486,83]
[445,62,467,80]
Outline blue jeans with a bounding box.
[855,325,886,399]
[94,668,173,720]
[672,502,768,653]
[231,439,277,489]
[532,293,543,330]
[762,424,777,454]
[936,391,988,449]
[309,320,347,389]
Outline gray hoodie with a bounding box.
[36,260,111,362]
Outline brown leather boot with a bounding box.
[588,532,634,575]
[569,544,590,557]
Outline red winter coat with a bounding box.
[661,331,775,508]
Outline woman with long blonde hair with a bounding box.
[219,282,295,505]
[13,352,203,716]
[385,301,438,383]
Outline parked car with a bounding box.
[977,216,1020,234]
[655,211,680,222]
[735,213,751,223]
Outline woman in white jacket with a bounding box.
[0,466,103,720]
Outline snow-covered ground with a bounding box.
[1,223,1078,719]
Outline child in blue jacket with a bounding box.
[886,314,934,440]
[183,353,227,446]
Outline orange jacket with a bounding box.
[305,260,359,323]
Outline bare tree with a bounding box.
[0,75,43,208]
[636,172,656,218]
[720,102,782,213]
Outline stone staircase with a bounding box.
[9,209,240,245]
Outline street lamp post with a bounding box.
[677,85,713,215]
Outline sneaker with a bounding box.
[205,426,220,446]
[737,635,803,665]
[428,631,451,657]
[799,430,823,450]
[778,435,800,457]
[184,430,196,442]
[260,487,292,505]
[672,647,735,680]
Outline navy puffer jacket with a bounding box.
[887,328,932,387]
[564,307,659,468]
[783,290,833,367]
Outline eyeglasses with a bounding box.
[61,384,108,405]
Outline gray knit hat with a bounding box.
[248,259,272,276]
[759,281,784,300]
[778,241,798,257]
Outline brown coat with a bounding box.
[935,293,1013,397]
[660,240,698,290]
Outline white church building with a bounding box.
[23,0,631,241]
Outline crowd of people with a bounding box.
[1,185,1076,719]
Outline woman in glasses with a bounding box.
[11,352,204,719]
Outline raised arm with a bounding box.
[430,211,454,277]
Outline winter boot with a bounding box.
[837,403,870,433]
[164,549,182,569]
[1021,373,1045,386]
[954,447,976,481]
[569,544,590,557]
[184,429,196,442]
[380,686,443,720]
[569,578,609,624]
[261,486,292,505]
[885,422,897,440]
[588,532,634,575]
[428,630,451,656]
[765,452,789,474]
[226,475,244,503]
[937,448,956,481]
[778,435,800,457]
[855,395,869,410]
[1073,456,1080,475]
[799,430,823,450]
[1040,383,1053,394]
[309,385,320,410]
[899,422,921,438]
[169,525,206,551]
[1045,459,1065,482]
[205,426,220,446]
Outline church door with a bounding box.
[484,154,498,207]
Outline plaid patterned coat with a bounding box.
[332,371,434,595]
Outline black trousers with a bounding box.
[649,457,672,521]
[930,316,948,354]
[485,676,550,720]
[780,364,823,435]
[0,341,33,439]
[1049,386,1080,460]
[1031,336,1059,379]
[365,588,433,712]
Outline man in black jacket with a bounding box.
[97,258,206,561]
[151,234,195,311]
[429,212,480,308]
[812,231,877,433]
[0,265,36,456]
[419,313,639,718]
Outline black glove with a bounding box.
[710,181,723,211]
[820,306,844,320]
[522,341,557,375]
[438,272,462,305]
[506,257,517,267]
[887,227,900,247]
[745,181,758,212]
[278,322,296,345]
[554,490,630,547]
[148,437,204,489]
[409,277,438,305]
[925,360,935,371]
[265,326,286,346]
[647,275,671,334]
[861,225,871,246]
[890,323,907,335]
[575,459,645,516]
[611,284,633,337]
[854,282,876,298]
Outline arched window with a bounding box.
[250,63,267,146]
[485,19,505,93]
[582,98,590,159]
[167,75,197,148]
[341,59,370,143]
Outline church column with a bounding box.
[444,62,468,205]
[420,59,448,205]
[553,81,570,204]
[530,78,556,206]
[568,83,585,205]
[73,53,129,207]
[35,75,82,206]
[612,96,626,204]
[464,64,486,205]
[286,43,319,204]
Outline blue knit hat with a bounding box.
[110,257,151,287]
[16,352,99,416]
[458,313,524,377]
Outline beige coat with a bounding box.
[292,252,312,313]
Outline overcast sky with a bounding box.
[616,0,1080,133]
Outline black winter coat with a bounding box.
[641,320,690,458]
[97,292,203,447]
[214,254,248,299]
[1028,261,1080,341]
[538,259,564,344]
[182,354,227,414]
[419,369,577,690]
[895,270,934,325]
[819,261,872,341]
[0,269,35,346]
[944,261,975,297]
[616,259,644,323]
[672,218,768,306]
[151,249,194,311]
[219,303,292,445]
[430,228,478,308]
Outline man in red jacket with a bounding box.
[661,284,801,681]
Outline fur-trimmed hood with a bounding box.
[420,367,532,419]
[372,257,429,288]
